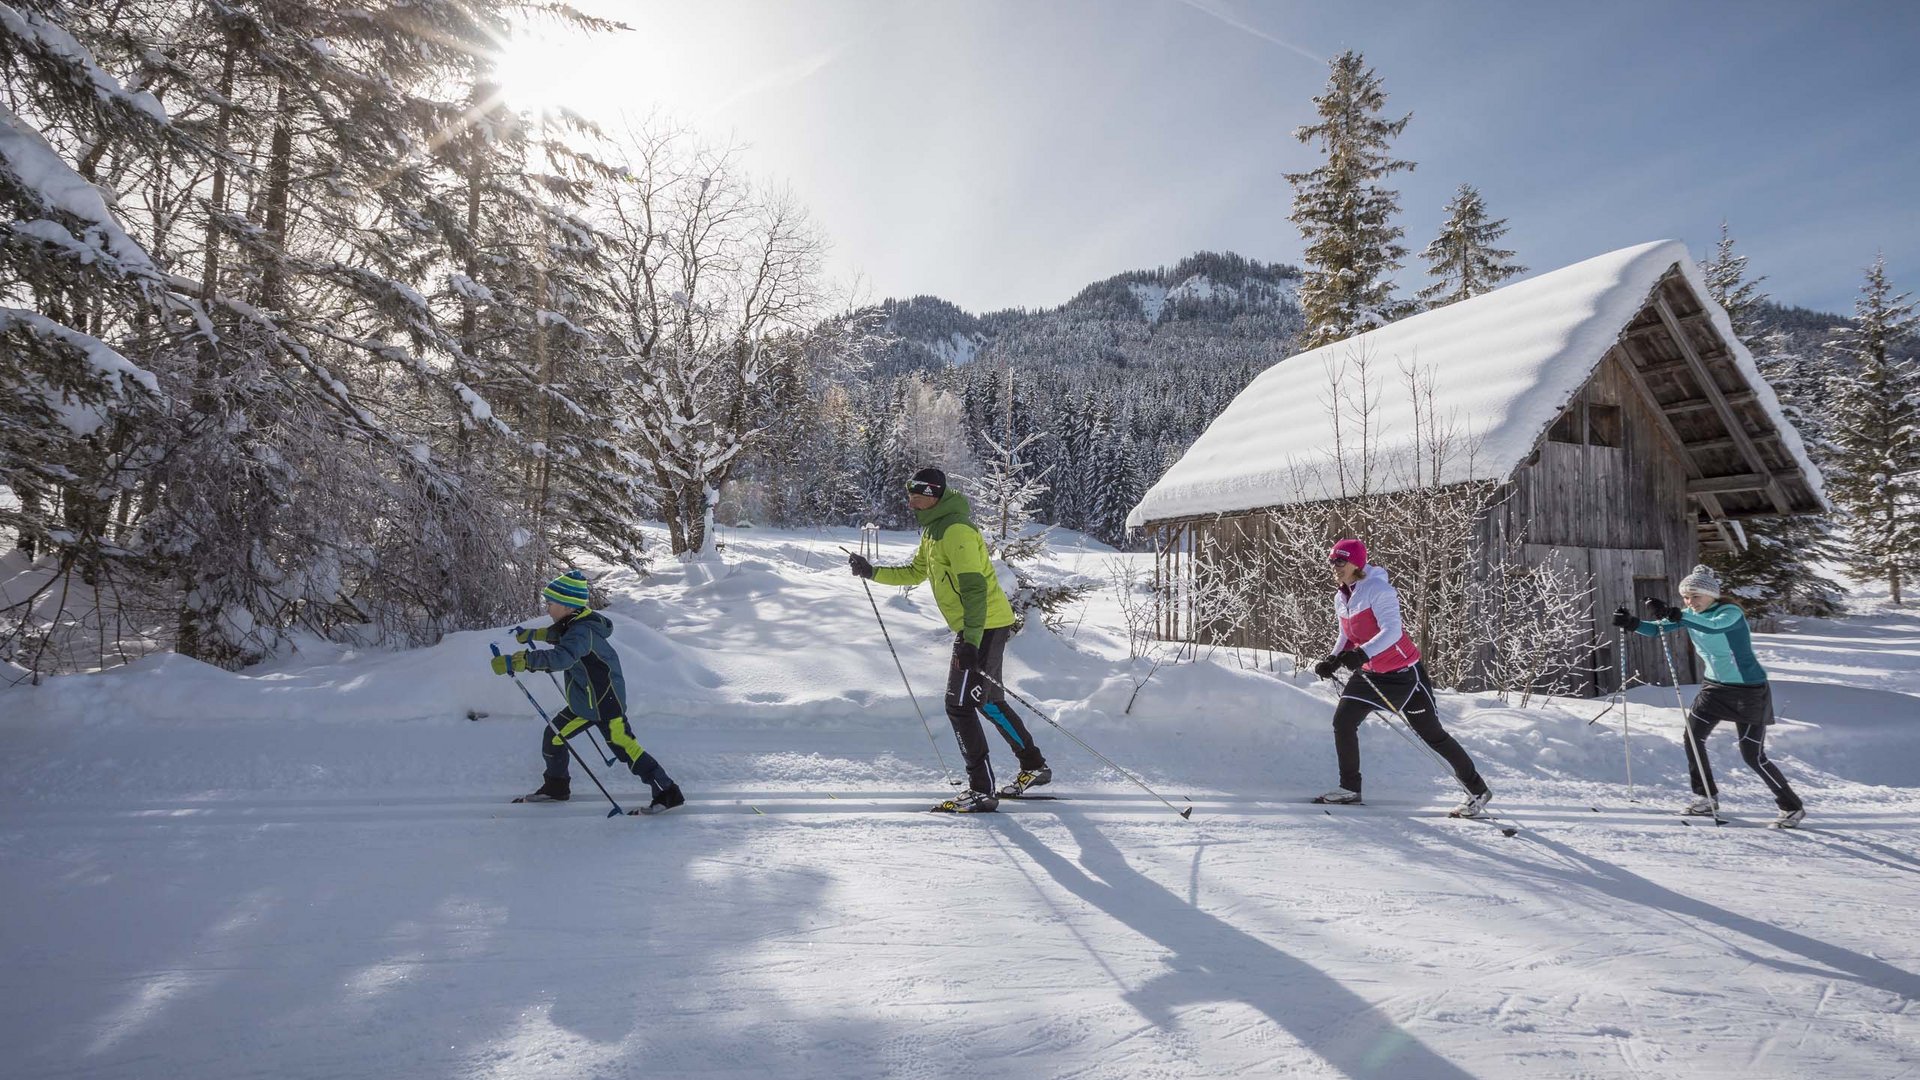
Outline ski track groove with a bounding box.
[6,573,1920,1080]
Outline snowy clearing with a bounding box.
[2,528,1917,1079]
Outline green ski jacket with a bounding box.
[871,490,1016,645]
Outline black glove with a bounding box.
[1643,596,1681,622]
[1336,647,1369,671]
[954,639,980,671]
[848,552,874,579]
[1312,655,1340,680]
[1610,606,1641,631]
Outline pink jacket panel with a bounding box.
[1332,564,1421,674]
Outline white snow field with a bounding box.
[2,528,1917,1079]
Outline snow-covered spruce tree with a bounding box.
[0,4,187,671]
[1700,221,1766,338]
[962,427,1091,630]
[1285,50,1415,349]
[133,0,567,663]
[968,431,1051,562]
[593,128,829,557]
[1088,410,1143,547]
[429,87,652,572]
[1697,224,1844,619]
[729,307,886,528]
[5,1,626,669]
[850,382,912,529]
[1416,183,1524,309]
[1824,255,1920,603]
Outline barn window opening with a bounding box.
[1588,404,1623,447]
[1547,404,1624,448]
[1548,409,1581,444]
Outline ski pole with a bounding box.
[841,546,959,787]
[1617,627,1633,800]
[491,643,625,817]
[514,626,617,766]
[975,670,1192,820]
[1656,623,1720,824]
[1345,668,1520,837]
[1348,669,1466,787]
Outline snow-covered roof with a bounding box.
[1128,240,1826,527]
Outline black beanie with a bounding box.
[907,467,947,499]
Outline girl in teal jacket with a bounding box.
[1613,565,1805,827]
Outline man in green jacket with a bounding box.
[849,467,1050,812]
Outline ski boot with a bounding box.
[999,767,1052,798]
[1312,787,1362,805]
[1449,790,1492,819]
[931,790,999,813]
[513,779,571,803]
[639,784,685,816]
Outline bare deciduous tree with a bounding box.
[595,127,829,557]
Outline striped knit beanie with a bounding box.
[542,569,592,610]
[1678,564,1722,598]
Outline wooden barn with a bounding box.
[1126,240,1828,694]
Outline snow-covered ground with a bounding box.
[2,528,1916,1079]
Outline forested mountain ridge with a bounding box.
[871,251,1304,376]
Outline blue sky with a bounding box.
[518,0,1919,316]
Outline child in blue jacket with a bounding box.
[1613,564,1805,827]
[492,570,684,813]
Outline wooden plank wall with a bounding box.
[1475,349,1700,687]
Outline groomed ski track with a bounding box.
[3,527,1917,1078]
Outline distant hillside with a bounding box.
[871,251,1305,376]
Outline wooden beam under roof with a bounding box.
[1635,358,1693,378]
[1666,391,1756,414]
[1687,473,1771,495]
[1684,433,1781,454]
[1651,291,1791,514]
[1610,340,1734,523]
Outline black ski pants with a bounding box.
[1684,683,1801,811]
[945,626,1046,795]
[541,707,674,795]
[1332,662,1486,797]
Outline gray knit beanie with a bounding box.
[1678,564,1722,598]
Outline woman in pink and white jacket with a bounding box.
[1309,538,1492,817]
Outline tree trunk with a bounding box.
[532,257,554,539]
[199,31,238,304]
[179,28,240,664]
[258,81,293,307]
[454,83,487,478]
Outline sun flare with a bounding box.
[487,33,581,115]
